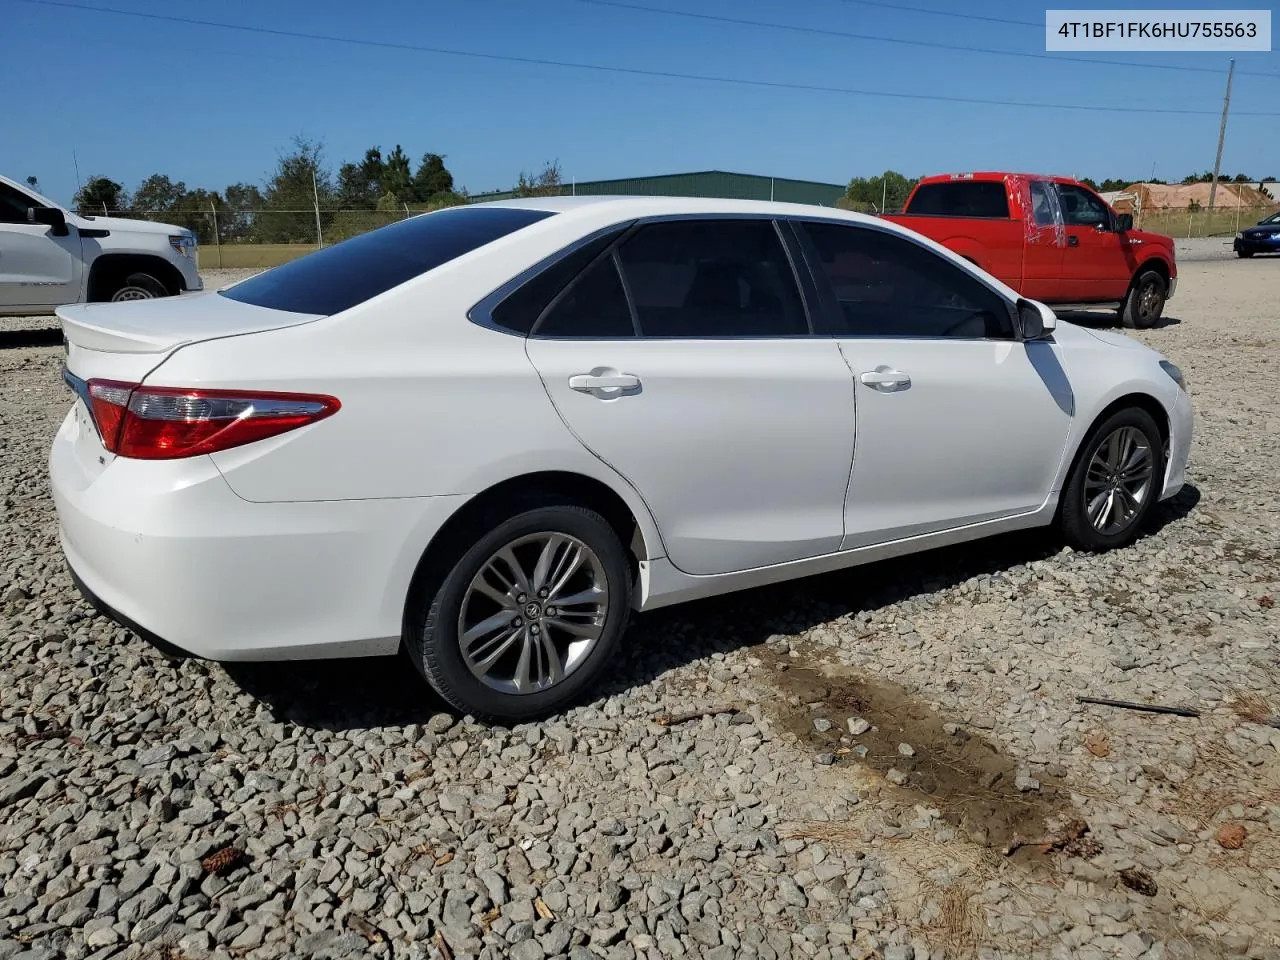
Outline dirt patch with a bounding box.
[757,647,1068,855]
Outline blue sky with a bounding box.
[4,0,1278,205]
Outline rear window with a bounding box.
[219,206,556,315]
[905,181,1010,218]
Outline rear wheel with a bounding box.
[407,504,632,722]
[1118,269,1166,329]
[110,272,168,302]
[1059,407,1164,552]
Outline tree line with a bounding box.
[29,146,1278,245]
[57,136,564,245]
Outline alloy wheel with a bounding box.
[457,532,609,694]
[1083,426,1154,535]
[111,287,155,302]
[1137,281,1161,324]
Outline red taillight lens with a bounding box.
[84,380,340,459]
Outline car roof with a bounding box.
[468,194,878,225]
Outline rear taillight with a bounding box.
[85,379,340,459]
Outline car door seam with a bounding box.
[520,337,671,560]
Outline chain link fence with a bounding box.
[78,196,1279,272]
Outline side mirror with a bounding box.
[28,206,69,237]
[1115,213,1133,232]
[1016,298,1057,340]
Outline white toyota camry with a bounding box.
[49,196,1192,720]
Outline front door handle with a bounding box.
[568,371,641,392]
[1067,235,1079,246]
[860,368,911,391]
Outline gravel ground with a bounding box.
[1,260,1277,960]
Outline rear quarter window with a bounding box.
[906,182,1010,218]
[219,206,555,315]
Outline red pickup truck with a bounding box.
[881,172,1177,329]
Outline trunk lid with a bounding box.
[57,290,323,382]
[57,290,322,357]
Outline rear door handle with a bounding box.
[568,372,641,392]
[1067,235,1079,246]
[859,368,911,391]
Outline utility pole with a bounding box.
[1208,58,1235,211]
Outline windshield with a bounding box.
[219,205,556,316]
[1262,212,1280,225]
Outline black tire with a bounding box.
[1060,407,1165,552]
[110,272,168,302]
[406,503,632,722]
[1236,250,1254,259]
[1118,269,1166,329]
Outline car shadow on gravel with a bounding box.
[220,484,1201,730]
[0,328,62,349]
[1055,310,1183,330]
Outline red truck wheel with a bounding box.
[1119,270,1166,330]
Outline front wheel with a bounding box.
[1236,250,1254,259]
[110,272,168,302]
[407,504,632,722]
[1118,270,1166,329]
[1059,407,1164,552]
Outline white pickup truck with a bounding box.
[0,173,202,315]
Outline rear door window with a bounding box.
[906,181,1010,218]
[490,226,631,334]
[1029,181,1059,226]
[219,206,555,315]
[614,219,809,337]
[533,253,636,338]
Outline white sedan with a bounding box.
[49,197,1192,720]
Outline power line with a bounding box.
[826,0,1280,77]
[829,0,1041,29]
[578,0,1279,79]
[13,0,1280,116]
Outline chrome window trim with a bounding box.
[469,209,1024,343]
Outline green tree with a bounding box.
[172,188,231,243]
[842,170,916,212]
[413,153,454,202]
[73,176,128,215]
[223,182,265,240]
[337,146,385,210]
[514,160,563,198]
[380,145,414,203]
[257,135,335,244]
[133,174,188,217]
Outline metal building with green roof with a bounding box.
[469,170,846,206]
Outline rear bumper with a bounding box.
[50,408,470,661]
[67,562,195,659]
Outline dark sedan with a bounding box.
[1235,211,1280,258]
